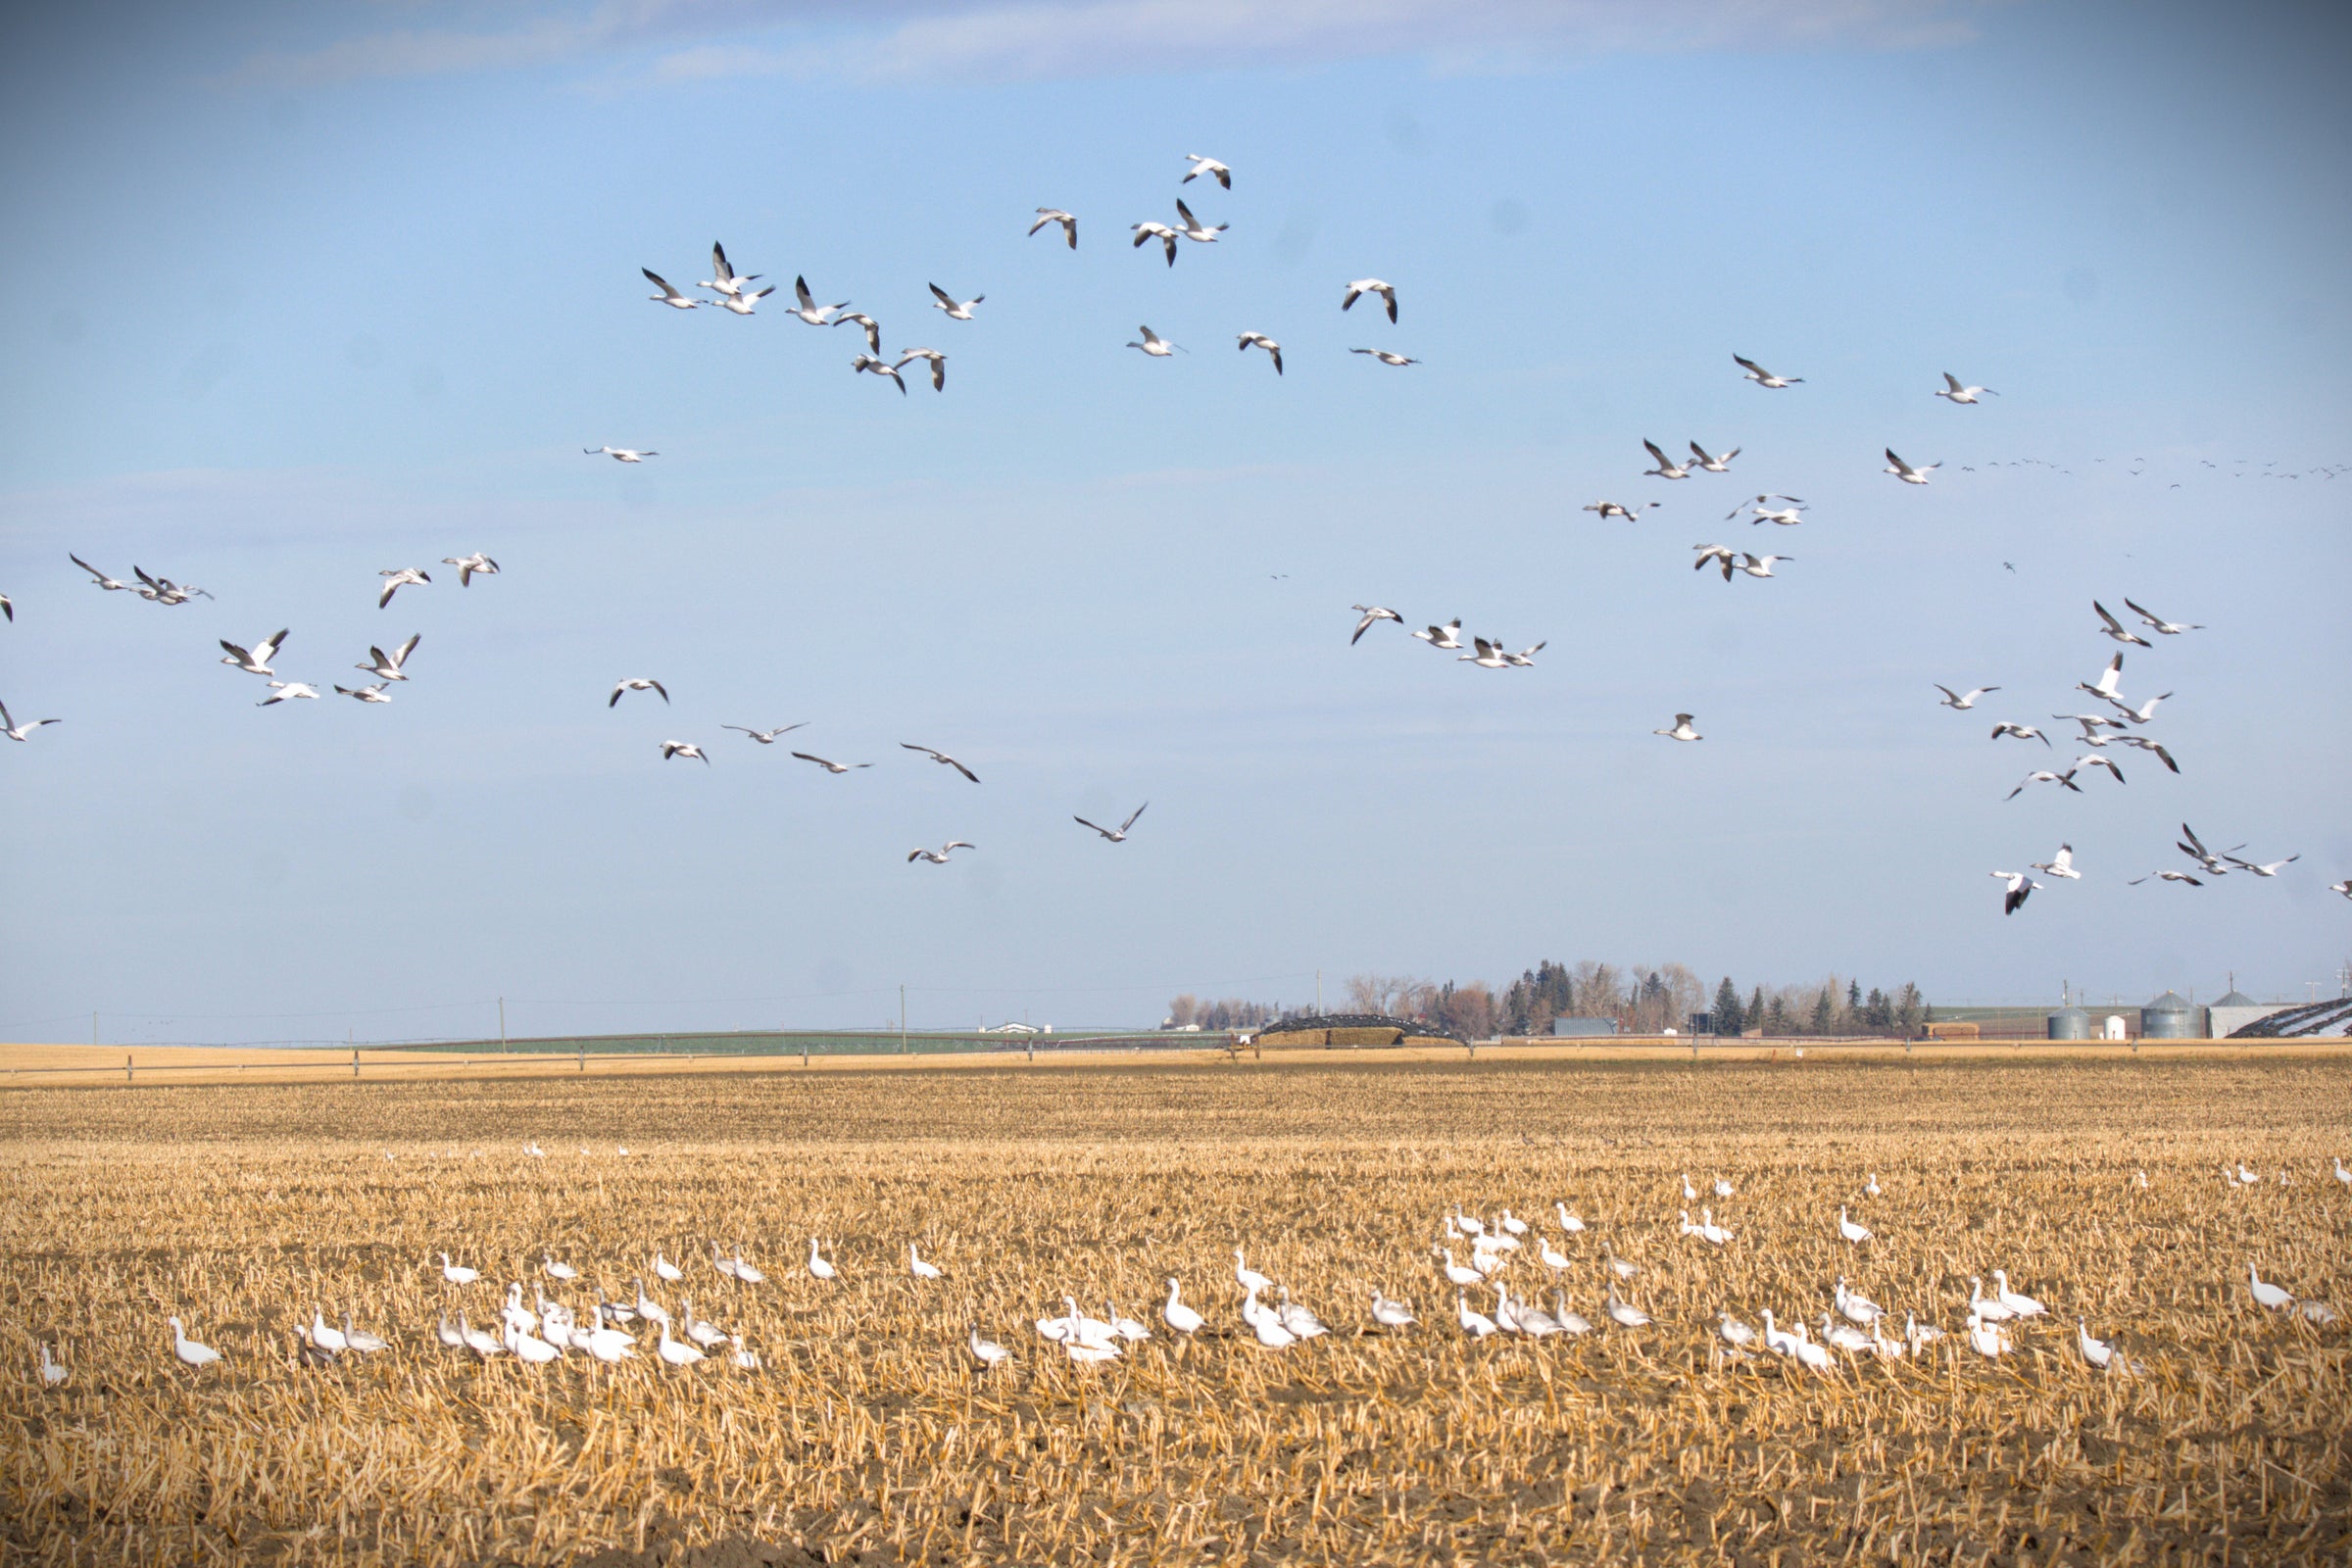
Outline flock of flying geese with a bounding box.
[63,1156,2340,1387]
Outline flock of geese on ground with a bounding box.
[47,1157,2346,1387]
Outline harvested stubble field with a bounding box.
[1,1057,2347,1568]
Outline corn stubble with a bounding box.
[1,1059,2345,1566]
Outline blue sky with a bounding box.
[2,0,2347,1043]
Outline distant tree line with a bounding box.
[1169,966,1930,1040]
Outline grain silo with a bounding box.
[2047,1005,2092,1041]
[2141,990,2200,1039]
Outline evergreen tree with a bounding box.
[1895,982,1927,1036]
[1864,987,1891,1029]
[1766,994,1793,1034]
[1747,986,1765,1033]
[1810,987,1835,1034]
[1712,976,1742,1036]
[1846,979,1862,1018]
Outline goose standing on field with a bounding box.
[1439,1249,1484,1287]
[1935,372,1997,403]
[1734,354,1802,388]
[1718,1312,1756,1350]
[1836,1279,1883,1326]
[342,1313,387,1353]
[2248,1264,2293,1309]
[1760,1309,1798,1357]
[2077,1319,2116,1370]
[171,1318,221,1368]
[1864,1173,1882,1198]
[1371,1290,1416,1329]
[642,269,700,309]
[928,283,984,320]
[969,1325,1010,1367]
[1822,1313,1874,1354]
[440,1252,479,1286]
[1968,1277,2015,1323]
[436,1315,465,1348]
[1233,1249,1272,1294]
[1275,1289,1326,1340]
[38,1343,67,1386]
[1838,1207,1871,1244]
[507,1319,563,1363]
[1236,332,1283,373]
[1127,325,1179,357]
[586,446,657,462]
[1884,450,1939,485]
[653,1250,684,1283]
[1455,1292,1497,1338]
[1713,1177,1735,1198]
[683,1301,729,1350]
[657,1320,704,1367]
[1967,1311,2010,1358]
[309,1309,349,1354]
[1029,208,1078,248]
[729,1336,760,1369]
[1604,1285,1650,1328]
[808,1238,839,1281]
[1162,1279,1204,1335]
[908,1243,944,1280]
[632,1279,670,1329]
[1342,279,1398,321]
[1554,1203,1587,1234]
[1247,1293,1298,1348]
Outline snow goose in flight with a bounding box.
[1725,494,1807,524]
[928,283,984,320]
[2332,880,2352,900]
[786,276,850,325]
[907,842,976,864]
[1501,641,1545,666]
[1936,685,1999,710]
[1131,221,1178,265]
[2124,597,2201,635]
[894,348,947,391]
[1171,199,1224,244]
[1350,605,1402,644]
[441,553,499,586]
[1883,450,1938,484]
[0,701,61,742]
[1990,870,2040,915]
[902,743,979,781]
[2069,753,2126,786]
[711,283,776,316]
[1734,354,1801,388]
[1029,208,1078,248]
[723,723,806,745]
[1342,279,1398,321]
[2102,691,2171,725]
[1642,439,1695,480]
[1456,638,1510,668]
[1689,442,1740,472]
[851,354,906,393]
[1237,332,1283,373]
[2127,869,2203,887]
[133,566,210,604]
[357,634,419,683]
[2077,654,2126,701]
[171,1317,222,1369]
[1075,803,1149,842]
[2223,853,2298,877]
[1692,544,1740,579]
[642,269,700,309]
[220,629,287,675]
[2110,734,2179,772]
[377,568,431,608]
[1934,372,1997,403]
[699,241,759,299]
[610,677,668,708]
[1989,722,2050,747]
[1351,348,1418,367]
[1411,619,1463,650]
[1734,553,1791,578]
[1126,325,1179,357]
[833,312,883,353]
[2176,823,2240,875]
[2093,602,2153,648]
[790,751,870,774]
[586,446,657,463]
[334,681,392,704]
[1183,153,1232,188]
[659,741,710,764]
[2030,844,2080,879]
[258,681,319,706]
[1585,500,1658,522]
[1653,713,1702,742]
[71,554,130,591]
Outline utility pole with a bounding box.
[1315,970,1322,1013]
[901,985,907,1054]
[499,997,507,1051]
[92,1011,98,1048]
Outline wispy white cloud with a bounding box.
[231,0,1989,90]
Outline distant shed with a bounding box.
[1550,1017,1620,1038]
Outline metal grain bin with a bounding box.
[2142,991,2199,1039]
[2047,1006,2092,1041]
